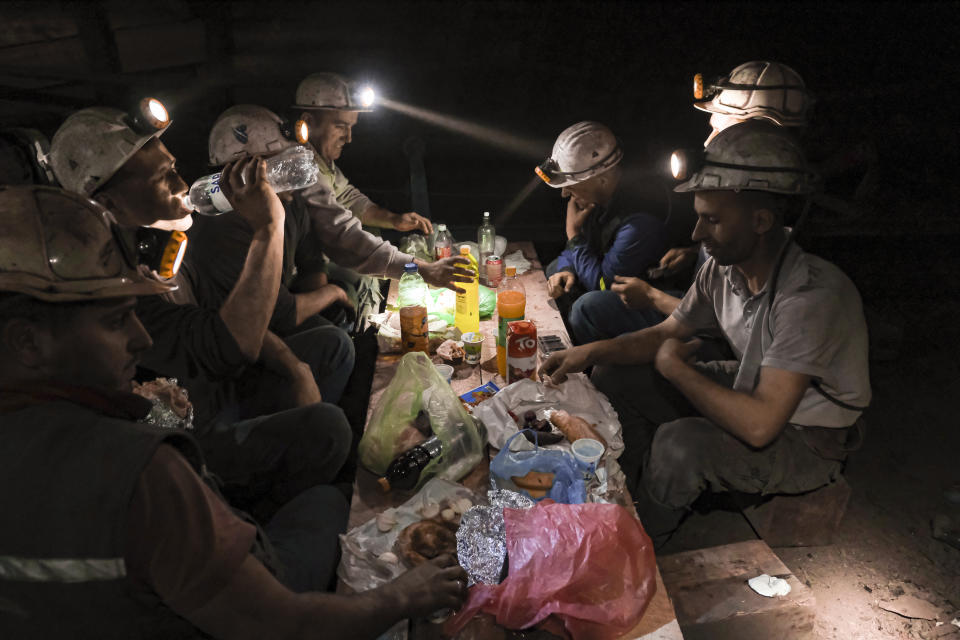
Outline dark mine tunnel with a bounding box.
[0,1,957,639]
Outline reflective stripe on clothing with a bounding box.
[0,555,126,583]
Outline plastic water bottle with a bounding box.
[434,223,453,260]
[398,263,429,354]
[454,245,480,334]
[187,145,319,215]
[477,211,496,284]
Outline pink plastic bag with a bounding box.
[445,501,656,640]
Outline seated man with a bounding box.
[188,104,355,336]
[0,185,467,638]
[293,73,468,314]
[48,103,354,523]
[540,122,870,546]
[584,61,813,342]
[534,121,667,339]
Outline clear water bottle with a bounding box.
[477,211,496,284]
[434,223,453,260]
[398,263,429,354]
[187,145,320,216]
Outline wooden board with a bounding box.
[658,540,815,640]
[343,241,682,640]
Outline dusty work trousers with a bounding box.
[592,360,845,542]
[201,402,353,592]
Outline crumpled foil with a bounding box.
[456,489,534,586]
[134,377,194,431]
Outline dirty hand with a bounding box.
[658,246,698,275]
[539,345,592,385]
[565,198,595,239]
[288,362,323,406]
[418,256,473,294]
[393,211,433,235]
[654,337,703,376]
[389,554,469,617]
[610,275,656,310]
[220,155,284,231]
[547,271,576,298]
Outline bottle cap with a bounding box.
[437,223,446,230]
[403,262,418,273]
[483,211,491,219]
[377,477,391,492]
[506,266,517,276]
[459,245,471,255]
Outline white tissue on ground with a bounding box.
[747,574,792,597]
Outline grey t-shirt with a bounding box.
[672,243,871,428]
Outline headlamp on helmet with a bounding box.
[535,158,561,185]
[128,98,171,135]
[280,118,310,144]
[669,148,703,181]
[356,85,376,109]
[118,227,188,279]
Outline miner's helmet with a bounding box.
[293,72,376,111]
[671,120,816,195]
[534,121,623,188]
[0,185,176,302]
[693,61,810,128]
[49,99,171,196]
[208,104,309,166]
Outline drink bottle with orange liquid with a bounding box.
[496,266,525,379]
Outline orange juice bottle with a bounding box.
[496,266,525,379]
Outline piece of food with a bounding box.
[377,512,398,532]
[452,497,473,514]
[522,429,564,446]
[419,502,441,519]
[437,339,465,364]
[378,551,399,565]
[441,507,457,522]
[549,410,606,445]
[394,520,458,567]
[511,470,555,499]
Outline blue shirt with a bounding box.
[555,212,667,290]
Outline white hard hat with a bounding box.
[208,104,309,165]
[293,72,375,111]
[534,121,623,188]
[49,98,171,196]
[0,185,174,302]
[672,120,815,195]
[693,61,809,127]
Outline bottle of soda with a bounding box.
[434,223,453,260]
[398,263,428,354]
[377,419,485,492]
[378,436,443,492]
[187,145,319,215]
[477,211,496,284]
[454,245,480,334]
[496,266,525,379]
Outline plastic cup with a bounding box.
[571,438,605,472]
[434,363,454,383]
[462,332,484,365]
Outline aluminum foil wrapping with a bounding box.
[142,398,194,430]
[134,377,194,431]
[456,489,534,586]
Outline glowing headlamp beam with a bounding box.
[358,86,376,108]
[378,97,548,160]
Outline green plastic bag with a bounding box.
[358,352,486,489]
[426,286,495,325]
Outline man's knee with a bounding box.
[569,290,608,343]
[290,403,353,467]
[644,418,716,508]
